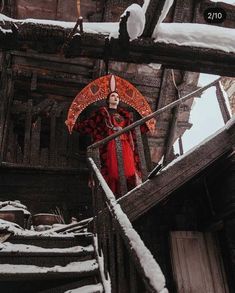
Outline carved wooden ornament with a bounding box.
[66,74,156,133]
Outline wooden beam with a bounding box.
[119,117,235,221]
[0,53,14,161]
[216,82,231,124]
[142,0,166,37]
[0,22,234,76]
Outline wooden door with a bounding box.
[170,231,229,293]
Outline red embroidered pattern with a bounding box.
[66,74,156,134]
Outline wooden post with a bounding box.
[108,216,117,293]
[0,53,14,162]
[129,261,138,293]
[178,135,184,156]
[23,99,33,164]
[134,126,148,181]
[49,103,57,166]
[116,233,126,293]
[115,136,128,195]
[30,117,41,165]
[216,82,231,124]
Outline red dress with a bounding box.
[74,106,146,195]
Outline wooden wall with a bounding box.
[133,155,235,292]
[1,52,96,168]
[0,165,91,222]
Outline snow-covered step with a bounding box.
[0,242,95,266]
[36,280,103,293]
[0,259,99,281]
[8,232,93,248]
[65,283,103,293]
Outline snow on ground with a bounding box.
[0,259,98,274]
[153,23,235,53]
[0,242,93,253]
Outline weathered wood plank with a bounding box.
[0,53,14,161]
[49,103,57,166]
[23,99,33,164]
[30,117,41,165]
[10,51,95,67]
[15,80,80,97]
[13,56,93,76]
[115,136,128,196]
[12,65,92,86]
[40,148,49,166]
[216,82,231,124]
[119,120,235,221]
[134,126,148,181]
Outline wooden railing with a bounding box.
[86,77,231,292]
[88,157,168,293]
[87,77,222,196]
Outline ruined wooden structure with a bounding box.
[0,0,235,292]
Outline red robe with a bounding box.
[74,106,147,195]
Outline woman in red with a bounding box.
[73,91,145,196]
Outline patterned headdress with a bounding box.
[66,74,156,133]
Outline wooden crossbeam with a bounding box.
[0,22,234,76]
[119,117,235,221]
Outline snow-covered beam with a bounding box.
[119,116,235,221]
[0,21,235,77]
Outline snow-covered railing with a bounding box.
[88,157,168,293]
[86,76,231,292]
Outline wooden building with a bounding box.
[0,0,235,292]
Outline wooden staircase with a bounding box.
[0,232,103,293]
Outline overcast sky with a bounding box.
[174,73,232,153]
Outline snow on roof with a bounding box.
[0,242,93,254]
[0,13,119,36]
[121,4,145,40]
[1,4,145,41]
[210,0,235,5]
[153,23,235,53]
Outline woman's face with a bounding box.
[108,92,120,107]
